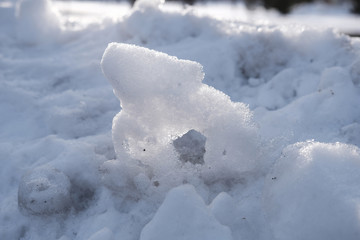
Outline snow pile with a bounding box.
[264,141,360,240]
[140,185,233,240]
[15,0,62,44]
[1,0,360,239]
[101,43,262,194]
[121,0,219,46]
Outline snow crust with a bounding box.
[1,0,360,239]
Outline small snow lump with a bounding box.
[18,166,71,215]
[173,129,206,165]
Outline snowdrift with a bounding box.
[0,0,360,239]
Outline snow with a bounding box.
[1,0,360,239]
[18,166,71,215]
[16,0,62,44]
[139,184,233,240]
[101,42,261,188]
[264,141,360,240]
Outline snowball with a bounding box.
[18,166,71,215]
[264,141,360,240]
[140,184,233,240]
[173,129,206,165]
[101,43,261,182]
[15,0,62,44]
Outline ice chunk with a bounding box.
[264,141,360,240]
[140,184,233,240]
[173,129,206,165]
[18,166,71,215]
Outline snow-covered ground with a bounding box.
[1,0,360,239]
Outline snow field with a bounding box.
[0,0,360,239]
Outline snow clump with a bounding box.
[18,165,71,215]
[101,43,262,191]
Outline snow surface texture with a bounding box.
[1,0,360,239]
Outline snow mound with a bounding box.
[121,0,217,47]
[18,166,71,215]
[140,184,233,240]
[15,0,62,44]
[209,192,237,227]
[134,0,165,10]
[264,141,360,240]
[101,43,262,191]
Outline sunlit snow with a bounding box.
[1,0,360,239]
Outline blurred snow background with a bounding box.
[0,0,360,239]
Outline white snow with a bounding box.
[1,0,360,239]
[16,0,62,44]
[264,141,360,240]
[140,184,233,240]
[101,43,262,189]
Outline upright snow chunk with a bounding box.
[101,43,260,181]
[15,0,62,44]
[140,184,233,240]
[264,141,360,240]
[18,166,71,215]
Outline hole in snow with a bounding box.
[173,129,206,165]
